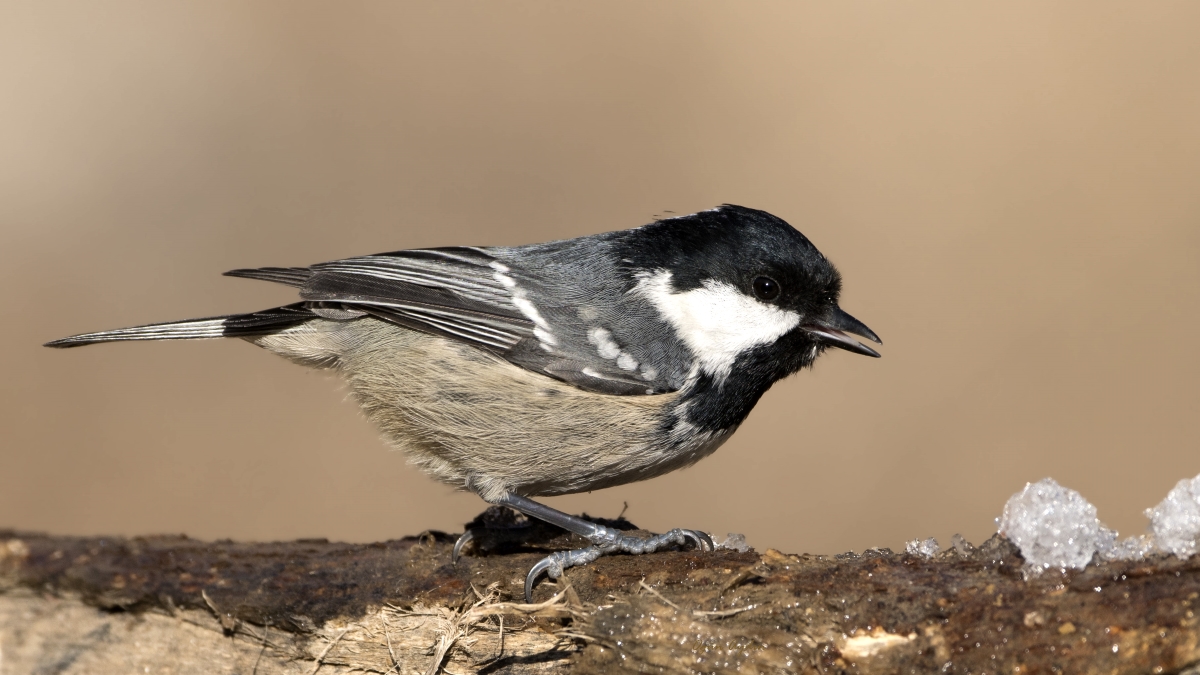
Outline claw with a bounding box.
[451,530,474,565]
[682,529,715,552]
[525,552,567,603]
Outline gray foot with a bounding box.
[523,525,713,602]
[454,493,714,602]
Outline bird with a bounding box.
[46,204,881,601]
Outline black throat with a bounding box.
[667,329,819,435]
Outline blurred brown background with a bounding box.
[2,2,1197,556]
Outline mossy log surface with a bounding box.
[2,517,1198,674]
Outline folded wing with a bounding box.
[229,247,662,395]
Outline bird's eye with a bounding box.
[752,276,780,301]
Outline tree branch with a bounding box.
[2,524,1197,674]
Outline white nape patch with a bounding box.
[634,270,801,382]
[492,268,557,348]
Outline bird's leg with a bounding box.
[479,493,713,602]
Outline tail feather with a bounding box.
[45,303,316,348]
[223,267,312,288]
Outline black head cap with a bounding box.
[623,205,837,314]
[620,204,880,358]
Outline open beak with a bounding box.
[802,308,882,358]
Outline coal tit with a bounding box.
[47,204,881,600]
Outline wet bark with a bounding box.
[2,519,1198,674]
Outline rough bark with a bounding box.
[1,518,1198,675]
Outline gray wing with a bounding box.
[227,247,665,395]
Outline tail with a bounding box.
[45,303,317,348]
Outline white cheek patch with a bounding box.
[634,270,801,382]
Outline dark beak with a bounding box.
[802,308,882,358]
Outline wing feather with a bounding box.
[227,246,674,395]
[295,249,534,354]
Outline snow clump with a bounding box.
[905,537,940,558]
[1096,529,1157,562]
[714,532,751,553]
[1145,474,1200,557]
[996,472,1200,574]
[997,478,1103,572]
